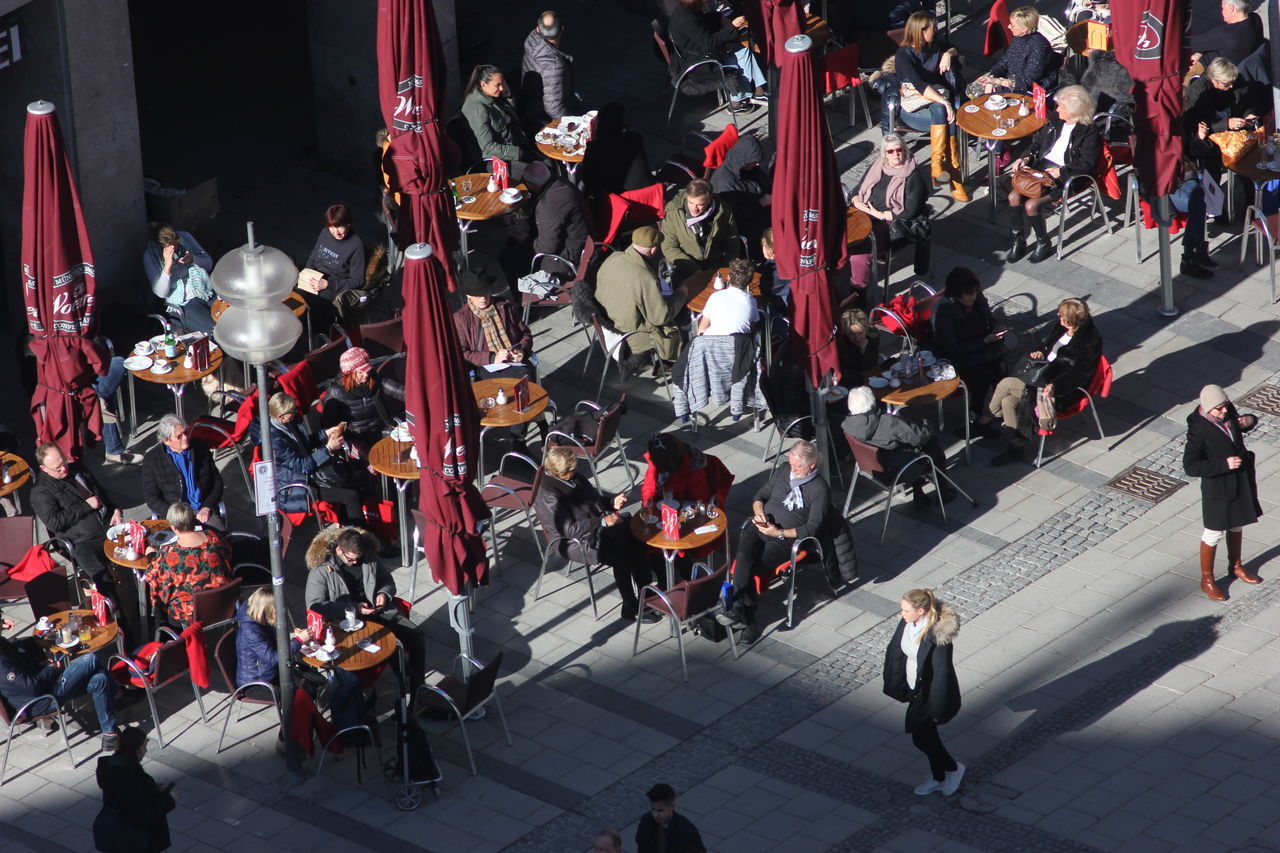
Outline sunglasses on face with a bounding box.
[885,148,906,154]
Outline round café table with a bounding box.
[680,266,764,315]
[954,93,1045,222]
[872,366,970,463]
[127,339,224,420]
[104,518,169,641]
[369,436,419,570]
[302,619,397,673]
[451,173,530,269]
[846,207,872,247]
[630,507,728,589]
[473,377,552,476]
[34,608,121,657]
[535,118,588,178]
[0,452,31,514]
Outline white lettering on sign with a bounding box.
[0,22,21,70]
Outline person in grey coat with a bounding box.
[519,11,579,127]
[304,526,427,688]
[843,386,954,508]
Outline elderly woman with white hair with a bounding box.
[842,386,954,508]
[849,133,932,290]
[1004,84,1101,264]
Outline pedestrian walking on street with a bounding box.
[883,588,965,796]
[1184,384,1263,601]
[94,726,176,853]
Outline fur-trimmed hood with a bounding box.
[931,605,960,646]
[304,525,380,571]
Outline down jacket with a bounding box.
[248,418,332,514]
[520,28,577,125]
[234,601,300,687]
[883,606,962,732]
[303,526,393,622]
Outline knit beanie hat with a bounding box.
[1199,384,1228,411]
[339,346,372,375]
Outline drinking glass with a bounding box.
[79,624,93,643]
[459,178,472,195]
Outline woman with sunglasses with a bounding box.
[849,134,931,290]
[1184,384,1263,602]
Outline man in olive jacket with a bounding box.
[595,226,690,368]
[660,178,743,284]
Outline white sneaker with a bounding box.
[914,777,943,796]
[941,763,966,796]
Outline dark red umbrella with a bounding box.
[22,100,107,461]
[402,243,489,596]
[772,35,845,385]
[750,0,804,69]
[1112,2,1186,196]
[377,0,459,291]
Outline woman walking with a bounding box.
[883,588,964,796]
[95,726,176,853]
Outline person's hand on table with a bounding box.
[195,507,212,524]
[1227,455,1243,470]
[1228,117,1248,131]
[293,628,313,644]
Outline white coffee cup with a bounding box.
[123,547,138,561]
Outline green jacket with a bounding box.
[660,189,743,282]
[461,90,531,164]
[595,248,688,361]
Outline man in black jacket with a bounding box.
[635,783,705,853]
[720,440,829,643]
[30,442,121,576]
[141,414,225,529]
[519,10,579,128]
[668,0,764,109]
[525,162,590,281]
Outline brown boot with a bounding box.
[929,125,950,187]
[1227,530,1261,583]
[1200,542,1227,601]
[947,134,970,201]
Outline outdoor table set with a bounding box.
[680,266,765,314]
[123,332,223,421]
[0,452,31,513]
[301,614,397,674]
[451,172,529,268]
[472,376,551,476]
[955,92,1046,221]
[534,113,597,178]
[32,608,120,658]
[630,502,728,589]
[103,518,169,639]
[369,427,420,570]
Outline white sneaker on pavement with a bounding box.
[941,763,966,796]
[914,777,943,796]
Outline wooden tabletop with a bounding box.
[878,375,961,407]
[35,609,118,657]
[473,377,550,427]
[368,435,420,482]
[128,341,224,387]
[745,13,829,52]
[302,620,396,673]
[535,118,588,164]
[0,452,31,499]
[452,173,530,222]
[630,506,727,551]
[1227,143,1280,184]
[846,207,873,246]
[682,267,764,314]
[955,93,1044,142]
[104,518,171,571]
[211,291,307,323]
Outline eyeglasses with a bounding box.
[884,148,906,155]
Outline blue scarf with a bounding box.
[166,446,202,509]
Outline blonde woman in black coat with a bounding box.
[883,588,964,796]
[1184,384,1263,602]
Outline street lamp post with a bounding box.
[211,223,303,769]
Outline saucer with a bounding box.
[123,356,153,370]
[963,104,980,113]
[984,97,1007,110]
[134,341,154,355]
[57,638,80,649]
[313,647,338,662]
[460,195,477,204]
[991,128,1008,136]
[868,376,889,388]
[339,619,364,632]
[500,190,523,203]
[150,362,173,375]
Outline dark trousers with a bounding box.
[597,523,658,617]
[371,611,427,690]
[911,721,958,781]
[315,485,364,526]
[730,526,793,616]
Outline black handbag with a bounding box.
[311,453,359,490]
[1013,355,1054,386]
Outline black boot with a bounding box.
[1191,242,1219,267]
[1007,207,1028,262]
[911,479,929,509]
[913,239,931,276]
[991,426,1028,466]
[1179,256,1213,279]
[1027,216,1053,263]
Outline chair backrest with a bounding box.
[462,652,503,715]
[702,124,739,172]
[212,624,239,693]
[681,566,727,619]
[845,433,886,477]
[650,18,673,68]
[150,635,192,686]
[357,317,405,360]
[277,362,319,412]
[278,512,296,560]
[303,338,349,387]
[24,571,72,620]
[593,396,626,447]
[984,0,1011,55]
[0,516,35,568]
[193,577,243,627]
[1091,355,1113,398]
[822,43,862,94]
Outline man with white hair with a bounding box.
[525,161,590,280]
[842,386,954,509]
[719,440,829,644]
[1190,0,1263,67]
[141,414,226,529]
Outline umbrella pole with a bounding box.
[1155,195,1178,317]
[257,365,300,772]
[810,378,831,485]
[448,582,476,679]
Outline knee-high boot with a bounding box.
[1007,206,1027,262]
[1227,530,1261,583]
[947,133,970,201]
[1027,213,1053,263]
[929,125,950,186]
[913,239,931,275]
[1201,542,1227,601]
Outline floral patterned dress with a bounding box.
[144,530,233,628]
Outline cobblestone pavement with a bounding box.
[6,1,1280,851]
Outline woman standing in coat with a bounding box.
[95,727,175,853]
[1184,384,1263,602]
[883,588,964,796]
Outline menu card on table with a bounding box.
[1032,84,1047,121]
[513,376,530,412]
[128,521,146,555]
[660,500,680,540]
[90,585,109,624]
[306,609,326,638]
[492,158,510,190]
[190,335,210,371]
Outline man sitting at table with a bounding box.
[719,441,829,645]
[31,443,122,579]
[661,179,743,285]
[1189,0,1264,68]
[304,526,427,690]
[595,226,690,377]
[842,386,955,508]
[0,612,122,750]
[142,415,225,530]
[452,262,535,379]
[525,161,590,281]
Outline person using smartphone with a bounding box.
[932,267,1010,427]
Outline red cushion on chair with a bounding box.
[752,550,808,594]
[984,0,1011,55]
[702,125,739,171]
[821,43,863,94]
[1138,198,1187,235]
[189,418,235,449]
[110,641,162,688]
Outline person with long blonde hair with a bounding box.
[883,588,964,796]
[894,12,969,201]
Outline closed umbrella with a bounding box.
[377,0,459,291]
[402,243,490,662]
[22,100,106,460]
[1112,1,1186,316]
[750,0,805,140]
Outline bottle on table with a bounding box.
[163,329,177,359]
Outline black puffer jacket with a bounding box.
[520,29,577,126]
[323,377,404,443]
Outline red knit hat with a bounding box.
[339,346,372,375]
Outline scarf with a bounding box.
[857,153,915,216]
[149,240,214,307]
[783,470,819,512]
[165,445,203,509]
[685,197,718,242]
[470,301,513,357]
[1200,406,1236,441]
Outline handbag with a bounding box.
[1011,167,1057,199]
[311,452,359,490]
[899,81,948,113]
[889,215,931,243]
[1013,355,1054,386]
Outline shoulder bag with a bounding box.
[1012,354,1054,386]
[1011,167,1057,199]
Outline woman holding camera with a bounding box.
[144,223,216,334]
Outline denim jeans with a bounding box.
[94,356,126,455]
[31,653,118,734]
[726,46,767,101]
[1168,178,1207,249]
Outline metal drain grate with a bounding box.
[1236,384,1280,418]
[1104,465,1187,503]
